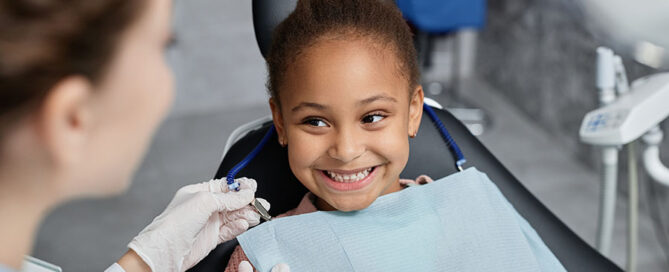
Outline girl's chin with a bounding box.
[336,204,371,212]
[319,195,375,212]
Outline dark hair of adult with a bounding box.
[0,0,147,138]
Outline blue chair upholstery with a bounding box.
[396,0,486,33]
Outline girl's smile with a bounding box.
[317,165,381,192]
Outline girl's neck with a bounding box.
[315,197,336,211]
[0,170,58,269]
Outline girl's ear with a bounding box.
[408,85,424,137]
[269,98,287,146]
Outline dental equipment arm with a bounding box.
[588,47,621,256]
[581,56,669,271]
[642,126,669,186]
[627,142,639,272]
[580,72,669,146]
[125,178,268,272]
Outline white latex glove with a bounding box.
[238,261,290,272]
[128,178,270,272]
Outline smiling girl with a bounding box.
[225,0,568,271]
[226,0,427,270]
[266,0,423,213]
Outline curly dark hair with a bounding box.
[0,0,147,135]
[267,0,419,104]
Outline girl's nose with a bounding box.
[327,127,365,163]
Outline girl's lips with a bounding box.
[318,166,378,192]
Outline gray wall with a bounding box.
[169,0,269,118]
[476,0,667,165]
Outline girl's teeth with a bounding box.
[326,168,372,183]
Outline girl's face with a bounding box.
[270,39,424,211]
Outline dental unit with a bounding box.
[580,47,669,272]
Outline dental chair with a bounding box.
[188,0,621,271]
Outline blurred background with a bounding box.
[32,0,669,271]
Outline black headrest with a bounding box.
[252,0,298,59]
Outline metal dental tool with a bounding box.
[252,198,272,221]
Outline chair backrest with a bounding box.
[252,0,297,59]
[188,1,621,271]
[396,0,487,33]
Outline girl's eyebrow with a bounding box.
[291,102,327,113]
[358,95,397,105]
[291,95,396,113]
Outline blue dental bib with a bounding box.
[237,168,565,272]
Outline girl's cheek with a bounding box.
[289,131,322,163]
[376,125,406,147]
[381,126,411,164]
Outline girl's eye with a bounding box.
[304,118,328,127]
[362,114,385,124]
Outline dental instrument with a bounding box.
[222,115,273,158]
[225,125,275,220]
[627,142,639,272]
[580,47,669,272]
[423,103,467,171]
[587,46,620,257]
[226,125,276,192]
[580,72,669,146]
[642,127,669,186]
[252,198,272,221]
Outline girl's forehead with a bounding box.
[298,38,395,67]
[280,39,409,105]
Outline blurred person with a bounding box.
[0,0,276,271]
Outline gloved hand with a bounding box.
[128,178,269,272]
[238,261,290,272]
